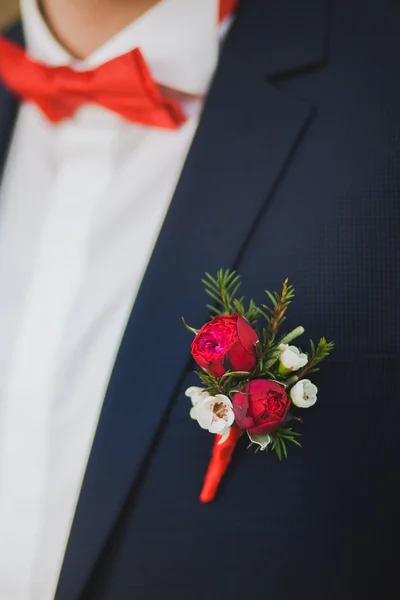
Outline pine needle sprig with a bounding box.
[244,298,262,326]
[269,427,302,460]
[202,269,242,315]
[308,337,335,368]
[285,337,335,386]
[262,279,295,340]
[196,371,223,396]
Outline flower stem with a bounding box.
[295,357,317,381]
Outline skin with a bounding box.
[39,0,161,59]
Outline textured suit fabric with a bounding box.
[0,1,399,599]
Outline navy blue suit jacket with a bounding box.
[1,1,399,598]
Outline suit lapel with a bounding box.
[52,0,326,598]
[0,24,22,182]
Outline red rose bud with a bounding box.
[232,379,290,435]
[191,314,258,377]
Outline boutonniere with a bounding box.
[183,270,334,503]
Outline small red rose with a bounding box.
[191,313,258,377]
[232,379,290,435]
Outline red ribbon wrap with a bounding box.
[199,424,242,504]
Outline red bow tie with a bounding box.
[0,0,238,129]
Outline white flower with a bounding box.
[190,393,235,435]
[185,386,210,404]
[279,344,308,371]
[185,386,210,419]
[217,427,232,444]
[290,379,318,408]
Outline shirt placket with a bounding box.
[0,119,116,600]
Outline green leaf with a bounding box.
[233,299,245,315]
[229,278,242,294]
[257,308,270,321]
[270,434,282,460]
[204,288,225,305]
[220,370,251,379]
[278,428,302,437]
[280,437,288,458]
[265,290,278,306]
[264,370,277,379]
[206,304,221,315]
[181,318,199,335]
[288,438,302,448]
[261,303,275,315]
[275,440,282,460]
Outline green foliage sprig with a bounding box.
[284,337,335,386]
[269,428,302,460]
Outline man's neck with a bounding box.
[39,0,161,60]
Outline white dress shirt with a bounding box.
[0,1,228,598]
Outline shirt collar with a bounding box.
[21,0,221,95]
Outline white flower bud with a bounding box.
[290,379,318,408]
[278,344,308,372]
